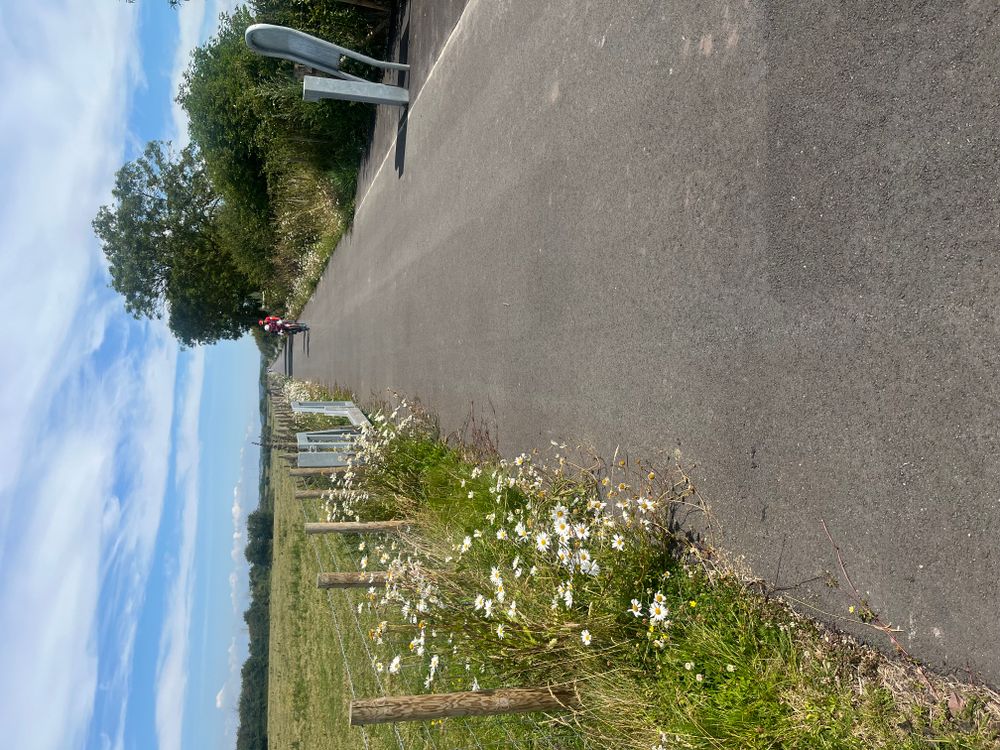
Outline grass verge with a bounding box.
[268,375,1000,749]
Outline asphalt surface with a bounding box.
[286,0,1000,684]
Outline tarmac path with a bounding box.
[283,0,1000,684]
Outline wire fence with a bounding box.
[270,383,575,750]
[296,487,571,750]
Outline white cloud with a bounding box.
[0,3,176,749]
[0,433,109,750]
[0,321,182,750]
[214,428,254,735]
[0,0,140,531]
[154,351,205,750]
[0,5,220,750]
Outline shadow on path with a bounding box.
[394,20,410,176]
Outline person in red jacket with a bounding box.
[259,315,284,334]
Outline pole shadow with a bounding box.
[394,19,410,176]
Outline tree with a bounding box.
[177,5,370,200]
[93,141,261,346]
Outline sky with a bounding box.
[0,1,262,748]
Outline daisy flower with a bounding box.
[581,629,592,646]
[628,599,642,617]
[536,532,551,552]
[389,656,401,674]
[649,602,668,622]
[611,534,625,551]
[557,546,572,566]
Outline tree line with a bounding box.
[95,0,391,346]
[237,502,274,750]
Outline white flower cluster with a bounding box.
[289,389,682,697]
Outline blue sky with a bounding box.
[0,1,261,748]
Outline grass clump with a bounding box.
[270,377,1000,749]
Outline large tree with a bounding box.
[177,5,371,200]
[93,141,261,346]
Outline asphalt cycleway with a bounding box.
[284,0,1000,684]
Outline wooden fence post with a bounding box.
[349,686,579,725]
[289,466,353,477]
[317,571,389,588]
[305,521,409,535]
[295,488,349,499]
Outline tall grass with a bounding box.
[272,375,1000,749]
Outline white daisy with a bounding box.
[554,518,572,540]
[649,602,668,622]
[536,532,551,552]
[557,546,572,566]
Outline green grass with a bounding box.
[268,442,576,749]
[266,375,1000,749]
